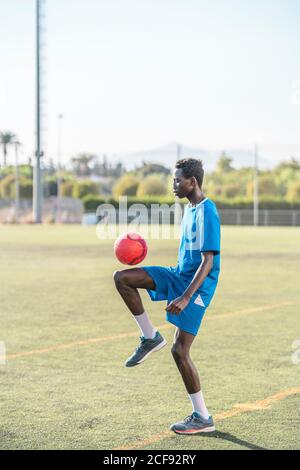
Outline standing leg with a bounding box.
[171,328,210,418]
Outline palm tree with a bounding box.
[71,153,95,177]
[0,131,16,167]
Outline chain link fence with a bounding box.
[218,209,300,226]
[89,207,300,226]
[0,198,83,224]
[1,199,300,226]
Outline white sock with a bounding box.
[189,390,210,419]
[133,311,156,339]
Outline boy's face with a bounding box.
[173,168,197,198]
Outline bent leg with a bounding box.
[113,268,156,315]
[114,268,166,365]
[171,328,200,394]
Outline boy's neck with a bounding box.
[188,190,206,207]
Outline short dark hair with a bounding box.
[175,158,204,188]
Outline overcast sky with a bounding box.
[0,0,300,166]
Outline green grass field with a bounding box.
[0,224,299,450]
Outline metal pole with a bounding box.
[33,0,42,223]
[56,114,63,223]
[176,143,181,162]
[174,143,182,226]
[253,144,259,226]
[14,142,20,223]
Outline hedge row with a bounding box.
[82,195,300,212]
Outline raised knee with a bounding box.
[113,270,122,285]
[113,270,128,288]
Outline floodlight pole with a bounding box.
[253,144,259,226]
[56,114,63,223]
[174,143,182,225]
[14,142,20,223]
[176,143,181,162]
[33,0,43,223]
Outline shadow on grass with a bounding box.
[200,431,267,450]
[199,431,268,450]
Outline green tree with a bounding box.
[203,175,223,198]
[0,174,32,199]
[19,164,33,179]
[0,131,16,167]
[43,176,58,197]
[72,180,101,199]
[137,174,168,197]
[0,174,15,198]
[247,174,278,198]
[136,162,170,177]
[275,157,300,172]
[61,180,76,198]
[286,181,300,203]
[216,152,234,173]
[113,174,140,197]
[222,183,243,198]
[19,180,33,199]
[71,154,95,177]
[274,161,300,197]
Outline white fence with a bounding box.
[0,198,83,223]
[218,209,300,226]
[1,199,299,226]
[91,208,300,226]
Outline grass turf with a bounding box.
[0,224,299,450]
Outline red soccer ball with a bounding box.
[114,232,148,265]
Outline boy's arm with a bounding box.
[165,252,214,315]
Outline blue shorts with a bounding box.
[142,266,210,336]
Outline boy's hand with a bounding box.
[165,294,191,315]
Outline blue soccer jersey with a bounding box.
[173,197,220,302]
[143,197,221,335]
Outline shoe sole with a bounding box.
[171,426,216,434]
[125,339,167,367]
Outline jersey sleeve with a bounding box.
[200,204,220,254]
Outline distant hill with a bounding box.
[108,142,273,171]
